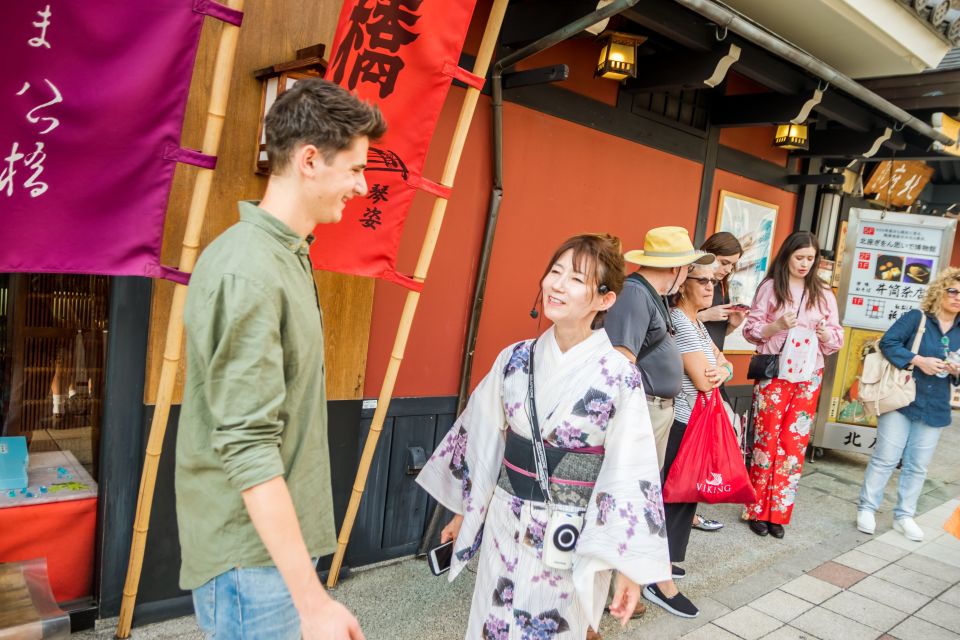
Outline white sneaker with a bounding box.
[856,510,876,535]
[894,517,924,542]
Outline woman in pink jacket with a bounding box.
[742,231,843,538]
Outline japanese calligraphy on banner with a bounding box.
[863,160,933,208]
[840,209,955,331]
[0,1,238,280]
[312,0,480,290]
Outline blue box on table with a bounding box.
[0,436,29,491]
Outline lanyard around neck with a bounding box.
[526,338,554,505]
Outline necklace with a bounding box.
[681,306,709,340]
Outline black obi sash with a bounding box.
[497,428,603,509]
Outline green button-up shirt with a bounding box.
[175,201,336,590]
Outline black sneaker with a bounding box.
[642,584,699,618]
[671,565,686,580]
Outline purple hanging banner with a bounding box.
[0,1,227,280]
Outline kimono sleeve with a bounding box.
[415,344,517,578]
[572,363,672,626]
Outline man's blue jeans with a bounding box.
[192,565,300,640]
[858,410,943,521]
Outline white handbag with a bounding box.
[859,317,926,418]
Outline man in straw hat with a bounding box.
[606,226,715,468]
[175,79,384,640]
[597,227,713,627]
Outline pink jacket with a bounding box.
[742,279,844,370]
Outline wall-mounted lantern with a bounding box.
[254,44,327,174]
[595,32,645,81]
[773,123,810,151]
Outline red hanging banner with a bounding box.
[312,0,481,290]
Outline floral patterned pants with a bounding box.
[746,371,823,525]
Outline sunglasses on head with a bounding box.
[687,277,719,286]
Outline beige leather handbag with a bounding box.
[860,317,926,418]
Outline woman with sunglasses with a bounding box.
[642,262,733,619]
[741,232,843,538]
[857,267,960,542]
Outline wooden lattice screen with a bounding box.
[2,274,109,474]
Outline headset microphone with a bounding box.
[529,290,542,319]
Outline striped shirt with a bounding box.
[671,308,717,424]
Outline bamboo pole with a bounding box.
[326,0,510,588]
[115,6,243,637]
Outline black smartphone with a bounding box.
[428,541,454,576]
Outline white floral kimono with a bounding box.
[416,328,671,639]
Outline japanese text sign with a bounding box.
[863,161,933,208]
[841,210,951,331]
[312,0,480,290]
[0,1,238,281]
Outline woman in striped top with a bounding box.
[642,262,733,620]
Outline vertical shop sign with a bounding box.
[313,0,480,290]
[0,1,240,280]
[817,209,957,454]
[863,161,934,208]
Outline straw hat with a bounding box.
[624,226,715,268]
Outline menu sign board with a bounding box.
[841,213,947,331]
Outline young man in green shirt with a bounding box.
[175,79,385,640]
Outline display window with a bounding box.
[0,273,109,606]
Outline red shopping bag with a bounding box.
[663,390,757,504]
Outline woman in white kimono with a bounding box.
[416,234,671,639]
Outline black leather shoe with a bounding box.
[749,520,769,536]
[767,522,785,538]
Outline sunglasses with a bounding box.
[687,277,719,287]
[947,288,960,298]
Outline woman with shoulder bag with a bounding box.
[416,234,671,639]
[856,267,960,541]
[641,261,734,619]
[741,232,843,538]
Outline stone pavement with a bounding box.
[674,499,960,640]
[79,419,960,639]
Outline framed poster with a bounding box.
[716,191,779,353]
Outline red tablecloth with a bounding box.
[0,497,96,601]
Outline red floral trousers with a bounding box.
[746,370,823,525]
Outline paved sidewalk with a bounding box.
[80,420,960,639]
[675,499,960,640]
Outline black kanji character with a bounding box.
[368,183,389,203]
[350,49,406,98]
[367,0,422,53]
[360,206,383,229]
[330,1,374,86]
